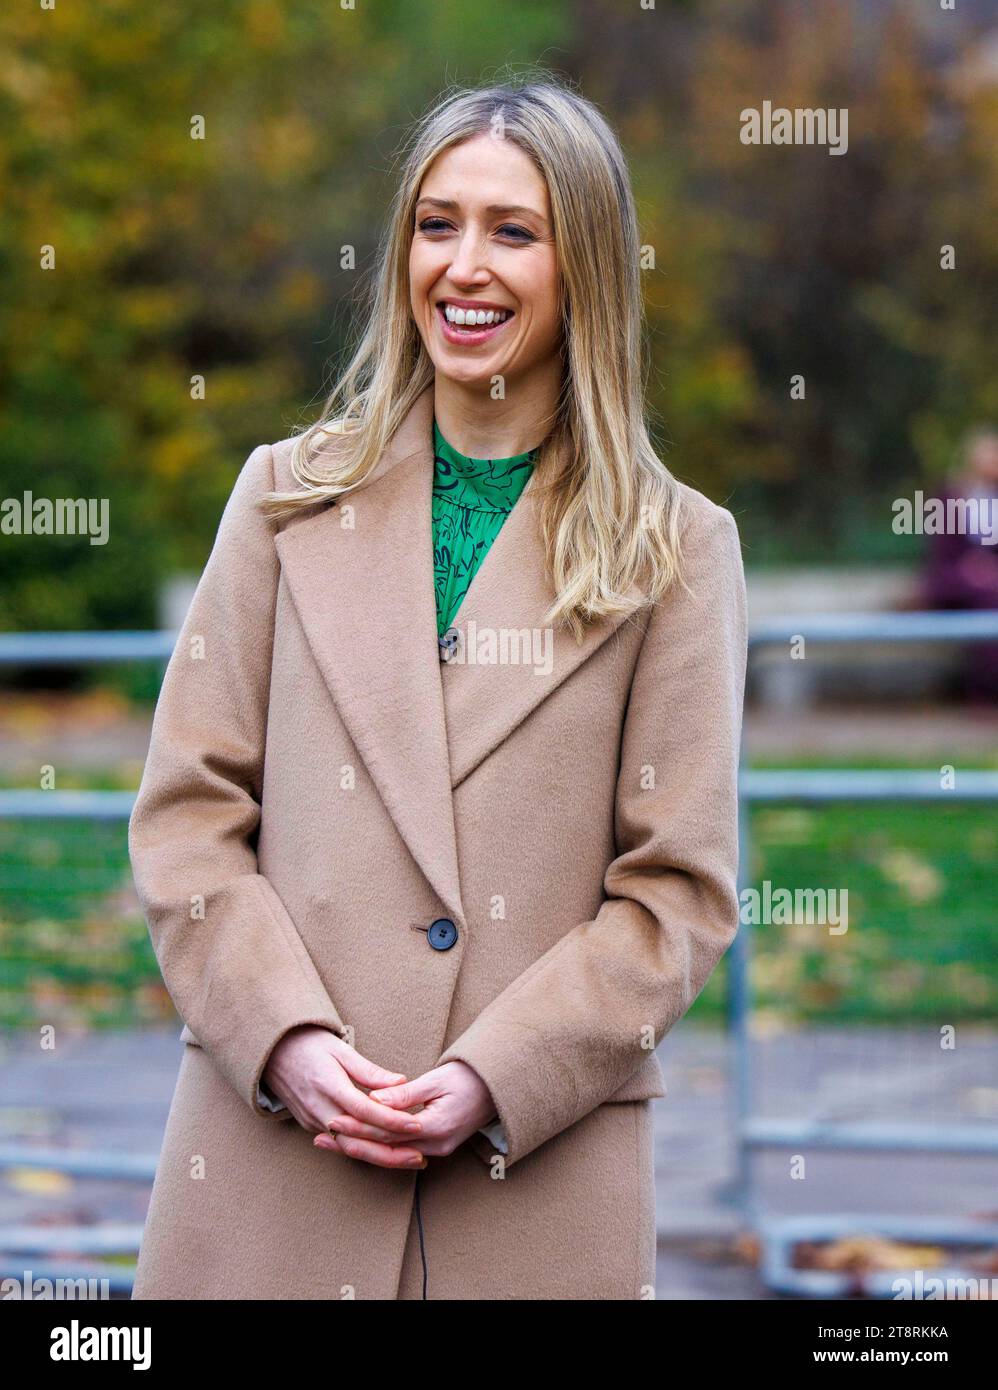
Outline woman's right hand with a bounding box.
[262,1025,428,1170]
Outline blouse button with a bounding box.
[438,627,460,662]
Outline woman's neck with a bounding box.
[432,370,559,460]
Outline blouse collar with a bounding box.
[432,418,538,512]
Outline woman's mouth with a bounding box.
[436,301,515,346]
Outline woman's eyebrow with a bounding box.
[415,196,547,223]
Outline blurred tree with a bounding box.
[573,0,998,560]
[0,0,567,628]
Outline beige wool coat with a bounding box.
[128,383,748,1301]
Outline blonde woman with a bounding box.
[129,74,747,1301]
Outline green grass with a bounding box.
[739,798,997,1025]
[693,749,998,1026]
[0,812,167,1030]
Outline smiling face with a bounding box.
[408,132,562,391]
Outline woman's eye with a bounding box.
[415,217,535,242]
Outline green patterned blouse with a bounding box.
[432,418,538,638]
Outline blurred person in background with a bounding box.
[919,426,998,705]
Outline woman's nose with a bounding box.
[448,231,490,285]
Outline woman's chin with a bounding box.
[432,356,504,388]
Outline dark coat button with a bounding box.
[427,918,458,951]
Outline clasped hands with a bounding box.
[262,1024,498,1170]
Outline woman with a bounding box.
[129,74,747,1301]
[918,426,998,702]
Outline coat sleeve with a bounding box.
[436,501,748,1167]
[128,442,348,1121]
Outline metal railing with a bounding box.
[1,612,997,1296]
[733,609,998,1294]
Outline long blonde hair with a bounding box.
[259,71,687,639]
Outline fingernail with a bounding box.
[404,1122,421,1132]
[408,1157,426,1168]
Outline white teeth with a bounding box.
[443,304,508,327]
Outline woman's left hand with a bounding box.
[313,1062,497,1161]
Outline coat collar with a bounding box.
[274,384,646,926]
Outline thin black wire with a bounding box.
[414,1167,428,1299]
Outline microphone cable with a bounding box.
[414,1166,429,1300]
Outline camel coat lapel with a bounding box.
[274,384,644,924]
